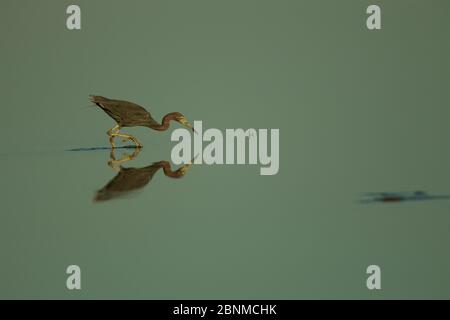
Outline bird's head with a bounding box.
[89,95,108,103]
[173,112,195,132]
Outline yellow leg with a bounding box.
[107,125,120,148]
[107,124,120,135]
[110,132,143,148]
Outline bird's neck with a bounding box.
[153,161,186,178]
[148,113,179,131]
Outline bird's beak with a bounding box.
[178,117,196,133]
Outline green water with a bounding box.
[0,0,449,299]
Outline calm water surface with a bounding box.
[1,0,449,298]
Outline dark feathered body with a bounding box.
[94,161,189,202]
[90,95,159,128]
[94,165,161,201]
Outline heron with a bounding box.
[90,95,194,148]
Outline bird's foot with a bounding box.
[121,138,141,148]
[128,136,143,148]
[109,132,142,148]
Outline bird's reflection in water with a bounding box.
[94,148,192,202]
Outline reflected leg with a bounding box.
[108,147,141,171]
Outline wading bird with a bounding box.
[90,95,194,148]
[94,148,193,202]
